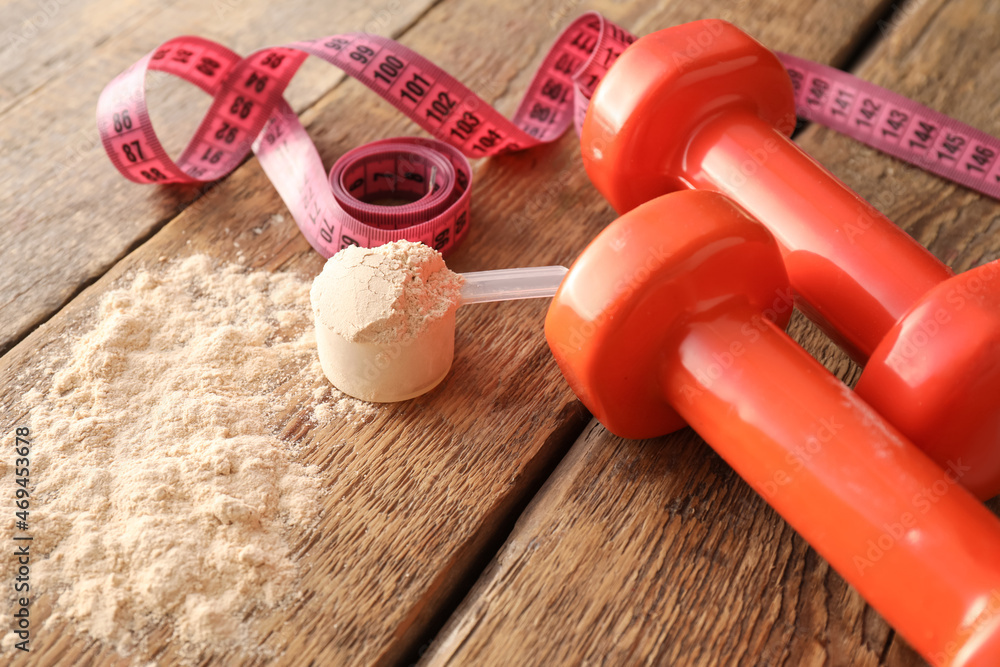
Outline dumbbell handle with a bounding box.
[684,108,953,363]
[662,305,1000,665]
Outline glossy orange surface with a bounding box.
[544,190,790,439]
[856,262,1000,499]
[545,191,1000,667]
[683,108,952,362]
[580,19,1000,500]
[580,19,951,363]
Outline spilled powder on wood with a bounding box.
[3,255,375,657]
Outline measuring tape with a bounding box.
[779,53,1000,200]
[98,14,632,256]
[97,14,1000,257]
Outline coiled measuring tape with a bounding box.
[97,14,1000,257]
[97,14,632,256]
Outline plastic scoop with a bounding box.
[314,265,567,403]
[459,266,568,304]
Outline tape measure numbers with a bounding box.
[97,15,1000,258]
[97,14,633,256]
[779,53,1000,200]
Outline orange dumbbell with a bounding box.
[545,190,1000,666]
[580,19,1000,499]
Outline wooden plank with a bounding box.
[2,0,597,659]
[0,0,894,357]
[0,0,855,664]
[424,425,898,666]
[0,0,437,355]
[420,0,1000,665]
[0,0,181,115]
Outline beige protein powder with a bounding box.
[310,241,464,402]
[3,255,373,658]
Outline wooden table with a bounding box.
[2,0,999,664]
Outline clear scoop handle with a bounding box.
[459,266,568,305]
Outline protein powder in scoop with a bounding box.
[310,241,464,402]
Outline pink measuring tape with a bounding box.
[780,53,1000,200]
[98,14,632,256]
[97,14,1000,257]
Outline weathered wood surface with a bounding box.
[3,0,997,665]
[421,0,1000,665]
[0,0,587,662]
[0,0,881,663]
[0,0,438,355]
[0,0,602,663]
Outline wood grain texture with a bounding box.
[0,0,743,663]
[0,0,438,355]
[0,0,602,659]
[3,0,997,664]
[420,0,1000,666]
[423,425,898,666]
[0,0,898,357]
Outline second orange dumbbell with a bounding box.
[579,19,1000,498]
